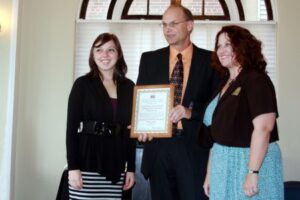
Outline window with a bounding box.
[76,0,277,87]
[181,0,229,20]
[259,0,268,20]
[128,0,169,15]
[121,0,229,20]
[79,0,116,19]
[259,0,273,20]
[79,0,274,21]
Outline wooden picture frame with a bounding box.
[130,84,174,138]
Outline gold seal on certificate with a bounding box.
[130,84,174,138]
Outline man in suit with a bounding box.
[136,4,219,200]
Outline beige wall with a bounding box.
[277,0,300,181]
[0,0,297,199]
[13,0,78,199]
[0,0,12,169]
[0,0,16,198]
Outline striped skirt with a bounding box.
[210,142,284,200]
[69,171,125,200]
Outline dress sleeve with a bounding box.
[66,78,84,170]
[126,136,136,172]
[246,73,278,120]
[191,65,220,120]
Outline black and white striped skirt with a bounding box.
[69,171,125,200]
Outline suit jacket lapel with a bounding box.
[182,45,200,106]
[158,47,170,84]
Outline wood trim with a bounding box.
[130,85,174,138]
[147,0,150,15]
[122,15,162,20]
[107,0,117,19]
[121,0,133,19]
[122,0,230,20]
[265,0,273,20]
[194,15,229,20]
[79,0,89,19]
[79,0,272,21]
[218,0,230,20]
[202,0,205,16]
[235,0,245,21]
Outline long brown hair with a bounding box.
[212,25,267,77]
[87,33,127,81]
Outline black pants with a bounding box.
[148,137,209,200]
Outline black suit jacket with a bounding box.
[137,45,219,178]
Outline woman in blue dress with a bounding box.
[202,25,284,199]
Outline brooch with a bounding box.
[231,87,241,96]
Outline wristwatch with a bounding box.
[248,169,259,174]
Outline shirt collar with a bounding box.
[170,43,193,62]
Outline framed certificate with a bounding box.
[130,84,174,138]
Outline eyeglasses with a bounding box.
[160,20,187,29]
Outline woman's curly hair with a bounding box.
[211,25,267,77]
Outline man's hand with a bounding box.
[169,105,191,123]
[137,133,154,142]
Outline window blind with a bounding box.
[75,21,277,88]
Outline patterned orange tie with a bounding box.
[170,53,183,130]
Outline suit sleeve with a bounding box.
[191,53,220,120]
[136,53,148,85]
[125,81,136,172]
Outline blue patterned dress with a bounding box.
[203,94,284,200]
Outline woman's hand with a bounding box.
[203,150,211,197]
[243,112,275,197]
[243,173,259,197]
[123,172,135,190]
[203,173,210,197]
[68,169,83,189]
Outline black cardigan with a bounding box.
[66,75,136,182]
[211,69,279,147]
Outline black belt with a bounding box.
[78,121,124,136]
[172,129,184,137]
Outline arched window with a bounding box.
[121,0,230,20]
[78,0,274,21]
[79,0,117,19]
[260,0,273,20]
[76,0,277,85]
